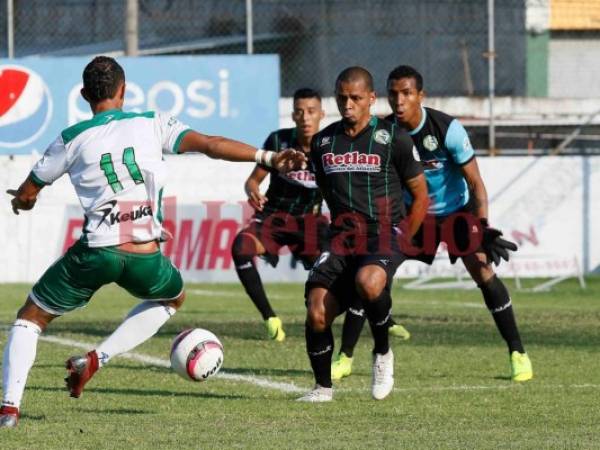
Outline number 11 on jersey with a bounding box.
[100,147,144,193]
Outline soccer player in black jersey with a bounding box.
[336,65,532,382]
[231,88,327,342]
[297,67,429,402]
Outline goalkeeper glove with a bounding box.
[479,218,518,266]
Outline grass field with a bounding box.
[1,278,599,449]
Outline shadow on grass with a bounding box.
[46,320,310,342]
[20,413,46,421]
[31,363,171,373]
[74,408,150,415]
[223,366,311,377]
[45,316,600,349]
[28,385,246,399]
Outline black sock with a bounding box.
[479,275,525,354]
[363,291,392,355]
[340,300,367,357]
[232,233,275,320]
[305,323,334,388]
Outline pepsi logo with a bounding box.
[0,65,53,149]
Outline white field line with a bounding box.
[3,330,599,396]
[189,288,484,308]
[31,334,305,394]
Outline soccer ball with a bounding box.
[170,328,224,382]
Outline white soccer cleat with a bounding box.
[371,349,394,400]
[296,384,333,403]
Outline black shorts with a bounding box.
[409,207,482,265]
[240,213,329,269]
[305,231,406,307]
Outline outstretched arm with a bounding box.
[7,175,44,215]
[177,131,306,171]
[179,131,261,161]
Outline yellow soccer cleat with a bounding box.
[388,323,411,340]
[510,351,533,382]
[331,352,353,381]
[265,317,286,342]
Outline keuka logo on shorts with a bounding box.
[322,151,381,174]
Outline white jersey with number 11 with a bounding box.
[30,110,190,247]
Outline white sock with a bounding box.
[2,319,42,409]
[95,301,176,366]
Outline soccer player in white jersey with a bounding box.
[0,56,305,428]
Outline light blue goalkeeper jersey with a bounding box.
[386,106,475,216]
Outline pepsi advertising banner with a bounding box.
[0,55,280,155]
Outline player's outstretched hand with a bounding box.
[480,219,518,266]
[6,189,37,215]
[272,149,307,173]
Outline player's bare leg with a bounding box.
[297,287,338,402]
[462,251,532,381]
[65,291,186,398]
[355,265,395,400]
[1,298,57,428]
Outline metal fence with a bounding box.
[2,0,522,97]
[3,0,600,153]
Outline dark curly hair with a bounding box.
[82,56,125,104]
[387,65,423,92]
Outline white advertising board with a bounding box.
[0,155,598,283]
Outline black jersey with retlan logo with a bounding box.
[256,127,323,219]
[310,117,423,234]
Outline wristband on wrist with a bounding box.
[254,149,265,165]
[254,149,275,167]
[263,150,274,167]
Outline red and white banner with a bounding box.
[1,155,598,282]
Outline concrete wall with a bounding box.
[279,96,600,129]
[1,154,598,282]
[549,37,600,98]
